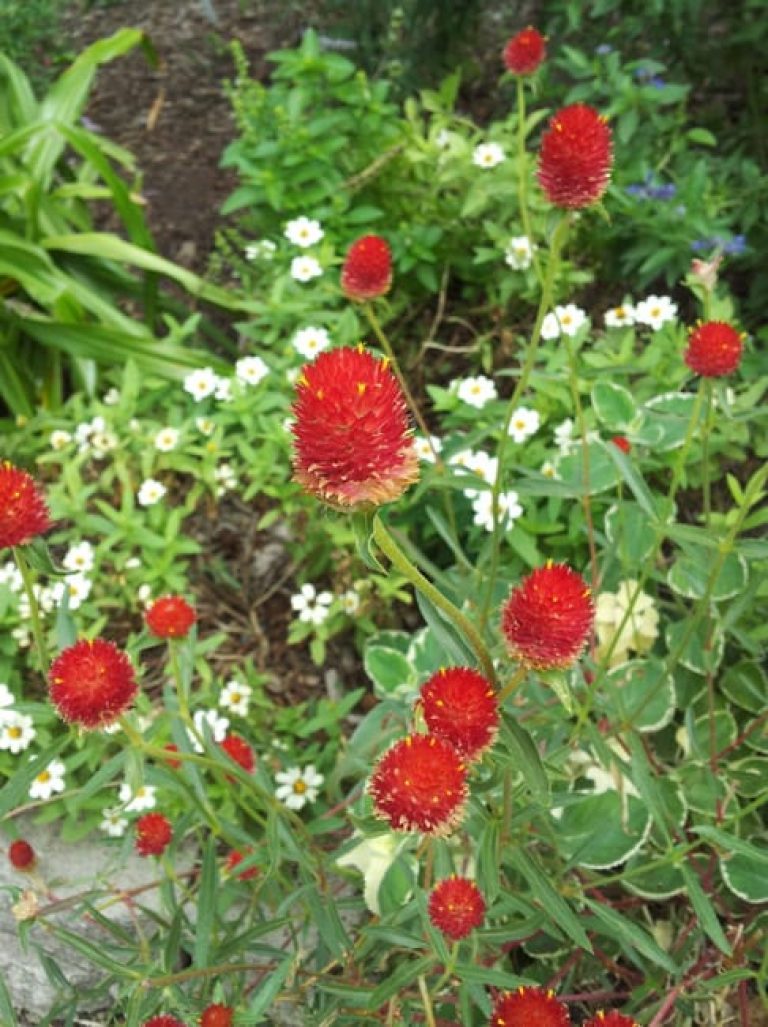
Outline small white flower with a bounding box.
[63,541,95,573]
[290,256,323,282]
[274,764,324,810]
[102,720,122,735]
[100,807,128,837]
[292,326,331,359]
[541,312,562,340]
[190,709,230,752]
[52,573,92,611]
[595,580,660,666]
[414,435,442,462]
[184,367,220,401]
[29,759,66,801]
[290,583,333,626]
[236,355,269,386]
[284,217,324,248]
[541,460,559,479]
[504,236,534,270]
[604,303,636,328]
[214,377,233,402]
[0,561,23,592]
[119,783,157,813]
[50,430,72,451]
[0,712,36,754]
[456,375,498,409]
[154,427,180,452]
[137,479,166,507]
[634,295,678,331]
[435,128,452,149]
[214,463,237,495]
[220,680,252,717]
[473,142,505,169]
[245,239,276,261]
[557,304,588,337]
[195,417,216,436]
[508,406,541,443]
[339,589,360,615]
[452,450,498,498]
[471,490,523,531]
[124,557,141,570]
[0,684,13,708]
[103,387,121,405]
[554,418,576,456]
[11,625,30,648]
[137,583,153,607]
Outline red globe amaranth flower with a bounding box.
[143,1018,186,1027]
[684,320,744,377]
[49,638,138,729]
[428,876,486,940]
[341,235,392,301]
[220,734,255,774]
[503,27,546,75]
[368,734,468,835]
[491,987,571,1026]
[8,839,36,871]
[163,743,182,769]
[610,436,631,454]
[200,1004,234,1027]
[135,812,173,857]
[145,595,197,639]
[225,848,259,881]
[583,1012,639,1027]
[538,104,613,209]
[292,346,419,510]
[0,462,51,551]
[502,563,594,670]
[420,667,499,760]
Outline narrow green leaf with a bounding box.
[499,714,550,805]
[603,440,660,521]
[193,836,219,969]
[369,955,435,1008]
[693,825,768,866]
[506,849,592,952]
[583,897,678,971]
[0,738,69,819]
[678,863,731,955]
[247,954,294,1019]
[45,925,141,979]
[0,972,17,1026]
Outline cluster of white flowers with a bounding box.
[413,435,443,463]
[137,479,167,507]
[291,583,333,626]
[448,448,523,532]
[507,406,541,443]
[118,782,157,812]
[220,680,252,717]
[0,684,36,756]
[455,375,498,409]
[214,463,237,496]
[541,304,589,340]
[292,326,331,360]
[74,415,118,459]
[274,764,324,810]
[604,295,677,331]
[190,709,230,753]
[595,580,660,666]
[0,561,23,593]
[473,142,506,169]
[245,239,277,261]
[504,236,534,271]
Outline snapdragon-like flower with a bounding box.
[419,667,499,760]
[684,320,744,377]
[341,235,393,302]
[49,639,138,729]
[337,831,402,914]
[502,563,594,671]
[538,104,612,209]
[291,346,418,510]
[428,876,486,940]
[0,463,51,551]
[135,812,173,857]
[595,580,658,666]
[491,986,571,1026]
[503,26,546,75]
[145,595,197,639]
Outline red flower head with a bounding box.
[491,987,571,1026]
[502,562,594,671]
[684,320,744,377]
[503,27,546,75]
[135,812,173,857]
[419,667,499,760]
[368,734,468,835]
[145,595,197,639]
[583,1012,639,1027]
[428,875,486,940]
[163,743,182,769]
[225,848,259,881]
[200,1004,234,1027]
[610,436,631,454]
[0,462,51,552]
[8,839,36,871]
[538,104,613,209]
[341,235,392,302]
[143,1018,186,1027]
[220,734,255,774]
[49,638,138,729]
[292,346,419,510]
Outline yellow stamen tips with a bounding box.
[435,699,444,707]
[356,341,365,354]
[298,374,309,388]
[405,736,412,747]
[547,990,555,999]
[546,558,554,569]
[316,389,325,400]
[517,987,525,996]
[357,382,367,396]
[583,587,592,597]
[37,771,50,783]
[597,1014,606,1022]
[8,727,22,739]
[381,356,391,371]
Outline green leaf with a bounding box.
[719,661,766,713]
[364,645,415,699]
[720,849,768,903]
[591,381,637,430]
[499,714,550,805]
[667,547,747,602]
[0,973,17,1026]
[687,127,717,146]
[553,790,651,870]
[0,737,70,819]
[246,953,295,1020]
[602,440,660,520]
[678,862,732,954]
[694,825,768,866]
[47,925,141,979]
[193,837,218,969]
[583,897,678,972]
[505,849,592,952]
[369,955,435,1009]
[605,659,676,733]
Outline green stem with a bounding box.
[562,332,599,590]
[372,514,496,687]
[497,665,528,704]
[417,974,437,1027]
[701,380,715,528]
[515,77,542,284]
[13,546,48,675]
[479,215,570,630]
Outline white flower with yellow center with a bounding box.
[52,573,92,611]
[137,479,166,507]
[184,367,220,401]
[292,326,331,359]
[473,142,505,169]
[454,450,498,499]
[504,236,534,270]
[541,460,559,479]
[290,256,323,283]
[0,712,36,753]
[634,295,677,331]
[236,355,269,386]
[595,580,659,666]
[471,489,523,531]
[90,430,118,459]
[604,303,636,328]
[29,759,66,800]
[508,406,541,443]
[284,217,324,248]
[190,709,229,753]
[63,541,95,573]
[154,427,180,452]
[50,429,72,451]
[275,765,324,810]
[339,588,361,615]
[291,584,333,626]
[413,435,442,462]
[100,807,129,837]
[220,680,252,717]
[456,375,497,409]
[195,417,216,436]
[119,783,157,812]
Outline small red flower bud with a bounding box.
[428,876,486,940]
[145,595,197,639]
[503,27,546,75]
[610,436,631,454]
[0,462,51,552]
[143,1017,187,1027]
[220,734,255,774]
[583,1012,639,1027]
[8,839,36,871]
[135,812,173,857]
[419,667,499,760]
[200,1004,234,1027]
[341,235,392,301]
[684,320,743,377]
[163,743,182,769]
[49,638,138,729]
[538,104,613,209]
[491,986,571,1026]
[225,848,259,881]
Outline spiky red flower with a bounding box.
[610,436,631,454]
[420,667,499,760]
[49,638,138,729]
[502,563,594,671]
[428,876,486,940]
[145,595,197,639]
[538,104,613,209]
[220,734,255,774]
[0,462,51,551]
[200,1004,234,1027]
[490,987,571,1026]
[8,839,36,871]
[503,27,546,75]
[341,235,392,302]
[583,1012,639,1027]
[684,320,744,377]
[225,848,259,881]
[292,346,419,510]
[135,812,173,857]
[143,1017,186,1027]
[369,734,468,835]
